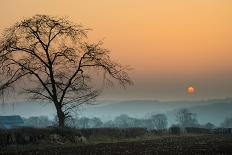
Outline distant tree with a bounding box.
[130,118,142,128]
[24,116,52,128]
[176,108,198,128]
[88,117,103,128]
[103,120,115,128]
[24,117,40,127]
[220,117,232,128]
[114,114,134,128]
[204,122,215,129]
[0,15,133,127]
[150,114,168,130]
[143,118,153,129]
[77,117,90,128]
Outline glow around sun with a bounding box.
[187,86,195,94]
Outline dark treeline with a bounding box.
[23,108,232,129]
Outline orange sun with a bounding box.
[187,86,195,94]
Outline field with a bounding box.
[1,134,232,155]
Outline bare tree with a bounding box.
[0,15,133,127]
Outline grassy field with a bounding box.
[1,134,232,155]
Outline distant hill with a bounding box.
[81,98,232,126]
[189,100,232,125]
[0,102,55,119]
[165,98,232,126]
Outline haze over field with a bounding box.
[1,98,232,126]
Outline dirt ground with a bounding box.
[1,134,232,155]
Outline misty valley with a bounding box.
[1,98,232,128]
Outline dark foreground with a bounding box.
[1,134,232,155]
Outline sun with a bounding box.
[187,86,195,94]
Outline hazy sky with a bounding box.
[1,0,232,100]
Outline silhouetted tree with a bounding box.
[0,15,133,127]
[176,108,198,128]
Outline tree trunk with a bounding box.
[57,109,65,127]
[55,104,65,128]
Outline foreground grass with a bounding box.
[1,134,232,155]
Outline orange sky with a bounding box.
[1,0,232,100]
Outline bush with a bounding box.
[78,128,147,138]
[212,128,232,134]
[0,127,83,147]
[169,126,183,134]
[0,127,149,147]
[185,127,210,134]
